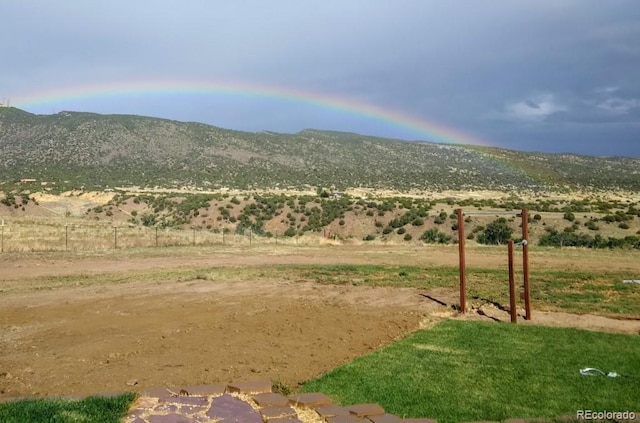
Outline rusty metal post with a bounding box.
[522,208,531,320]
[457,208,466,313]
[508,240,517,323]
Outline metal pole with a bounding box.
[1,223,4,253]
[193,228,196,246]
[508,240,517,323]
[249,230,252,246]
[155,226,158,247]
[65,225,68,251]
[114,226,118,249]
[457,208,466,313]
[222,229,225,245]
[522,208,531,320]
[275,230,278,245]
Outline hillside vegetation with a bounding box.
[1,107,639,192]
[1,190,639,251]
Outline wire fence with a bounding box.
[0,219,310,253]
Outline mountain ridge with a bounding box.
[1,107,638,192]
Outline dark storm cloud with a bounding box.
[1,0,639,156]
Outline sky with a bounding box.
[1,1,639,157]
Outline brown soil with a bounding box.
[1,246,639,401]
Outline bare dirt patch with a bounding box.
[0,273,442,400]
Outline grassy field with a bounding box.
[0,393,136,423]
[0,255,640,317]
[301,320,640,422]
[2,260,639,317]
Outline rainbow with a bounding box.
[11,78,495,147]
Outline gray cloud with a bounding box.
[1,0,639,157]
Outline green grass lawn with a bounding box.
[301,320,640,423]
[0,393,136,423]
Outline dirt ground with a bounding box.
[1,245,639,401]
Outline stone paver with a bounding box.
[326,416,367,423]
[347,403,385,418]
[368,414,403,423]
[226,380,272,394]
[147,414,199,423]
[206,394,256,419]
[288,392,333,407]
[252,392,290,407]
[316,404,351,418]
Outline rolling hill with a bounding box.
[1,107,638,192]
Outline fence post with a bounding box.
[193,228,196,246]
[521,208,531,320]
[155,226,158,247]
[1,221,4,253]
[457,208,466,313]
[65,224,68,251]
[508,240,517,323]
[275,230,278,245]
[222,229,225,245]
[249,230,252,246]
[113,226,118,249]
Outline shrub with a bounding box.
[284,227,297,237]
[339,219,345,226]
[397,227,406,235]
[533,214,542,221]
[619,222,630,230]
[363,234,376,241]
[563,212,575,222]
[141,213,157,227]
[420,228,451,244]
[477,218,513,245]
[585,220,599,231]
[403,233,412,241]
